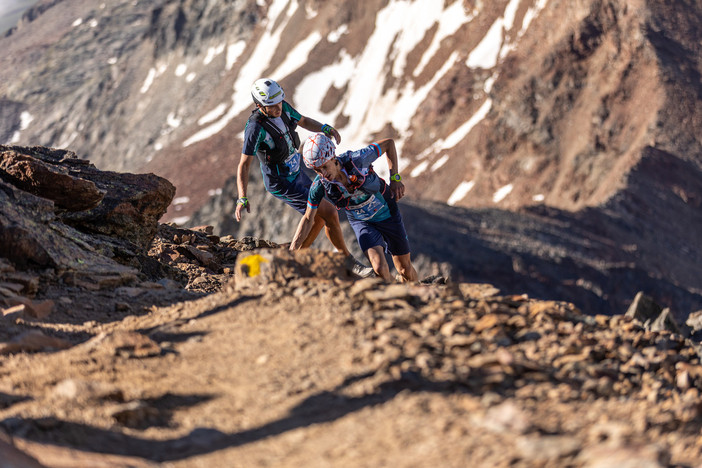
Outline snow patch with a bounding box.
[294,51,356,126]
[204,44,226,65]
[533,194,545,202]
[415,1,476,76]
[57,131,78,149]
[10,112,35,143]
[327,24,348,43]
[270,31,322,79]
[484,75,497,93]
[467,0,536,69]
[410,160,429,178]
[305,2,318,18]
[170,216,191,226]
[466,16,504,68]
[522,0,549,35]
[386,0,460,79]
[175,64,187,77]
[89,19,98,28]
[226,41,246,71]
[503,0,521,31]
[448,181,475,206]
[72,18,82,27]
[140,68,157,94]
[186,73,196,82]
[431,154,449,171]
[444,98,491,147]
[20,111,33,130]
[417,98,491,159]
[198,104,228,126]
[167,113,182,128]
[173,196,190,205]
[493,184,513,203]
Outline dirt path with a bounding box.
[2,268,702,467]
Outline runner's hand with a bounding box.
[235,198,250,222]
[322,124,342,144]
[329,127,341,144]
[390,180,405,200]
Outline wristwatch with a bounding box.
[390,173,402,182]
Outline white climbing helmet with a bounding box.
[303,133,336,168]
[251,78,285,106]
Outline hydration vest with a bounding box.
[320,157,387,210]
[247,103,301,166]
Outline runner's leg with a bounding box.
[367,245,393,282]
[392,253,418,282]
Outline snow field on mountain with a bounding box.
[163,0,550,204]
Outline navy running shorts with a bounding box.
[264,170,312,215]
[347,205,411,256]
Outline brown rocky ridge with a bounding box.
[3,147,702,466]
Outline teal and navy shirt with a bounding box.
[307,143,392,222]
[242,101,302,184]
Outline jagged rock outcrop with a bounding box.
[1,145,175,248]
[0,145,174,287]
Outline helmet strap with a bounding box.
[255,104,269,117]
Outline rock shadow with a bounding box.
[2,371,464,462]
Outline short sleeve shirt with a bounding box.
[308,143,392,222]
[242,101,302,183]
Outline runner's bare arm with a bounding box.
[376,138,405,200]
[290,205,318,250]
[235,153,255,222]
[298,116,341,144]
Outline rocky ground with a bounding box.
[3,145,702,467]
[2,224,702,467]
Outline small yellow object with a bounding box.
[239,254,269,277]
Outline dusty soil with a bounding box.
[2,239,702,467]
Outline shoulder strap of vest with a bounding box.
[248,109,289,165]
[279,102,297,131]
[249,106,301,153]
[280,102,300,148]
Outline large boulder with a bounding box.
[0,149,103,211]
[0,146,175,248]
[0,145,175,287]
